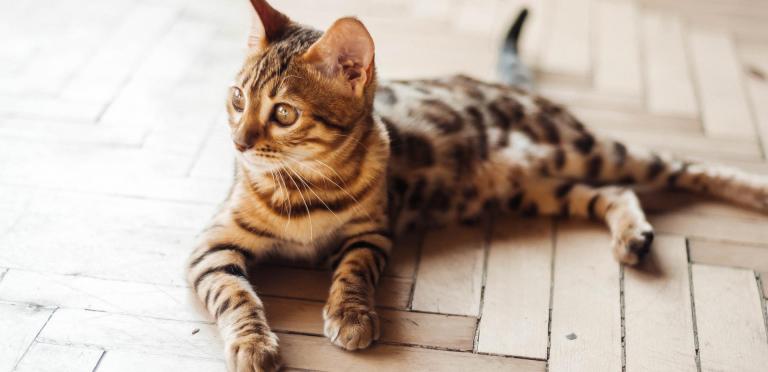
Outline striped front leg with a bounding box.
[187,220,280,372]
[324,229,392,350]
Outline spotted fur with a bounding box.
[188,2,768,371]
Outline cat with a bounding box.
[186,1,768,371]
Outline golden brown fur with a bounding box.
[187,1,768,371]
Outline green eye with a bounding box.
[231,87,245,112]
[273,103,299,126]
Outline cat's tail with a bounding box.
[497,8,534,89]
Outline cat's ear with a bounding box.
[302,17,375,96]
[247,0,291,50]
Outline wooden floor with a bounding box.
[1,0,768,371]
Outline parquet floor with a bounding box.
[1,0,767,371]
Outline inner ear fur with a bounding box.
[302,17,375,96]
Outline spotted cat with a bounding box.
[186,1,768,371]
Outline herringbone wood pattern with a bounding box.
[1,0,767,371]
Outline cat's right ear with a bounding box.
[247,0,291,50]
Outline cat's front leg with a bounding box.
[324,228,392,350]
[187,220,280,372]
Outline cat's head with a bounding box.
[228,0,377,173]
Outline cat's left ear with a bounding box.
[302,17,375,96]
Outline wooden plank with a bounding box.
[594,0,642,96]
[252,266,412,309]
[692,264,768,372]
[538,84,643,112]
[279,333,546,372]
[739,43,768,158]
[0,97,104,122]
[571,106,701,134]
[97,351,225,372]
[0,185,29,233]
[476,218,552,358]
[0,270,206,322]
[549,222,622,372]
[14,343,103,372]
[0,119,148,147]
[762,272,768,298]
[263,297,476,351]
[38,308,542,372]
[0,268,470,351]
[640,191,768,221]
[0,303,55,371]
[188,116,235,180]
[38,309,221,359]
[640,12,698,117]
[60,3,180,103]
[368,19,497,81]
[689,29,755,139]
[0,222,195,287]
[411,225,486,316]
[596,127,762,162]
[624,235,697,372]
[540,0,591,80]
[689,239,768,272]
[650,213,768,245]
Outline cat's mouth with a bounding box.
[238,151,282,171]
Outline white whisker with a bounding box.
[283,160,344,224]
[280,161,313,241]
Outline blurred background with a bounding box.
[1,0,767,371]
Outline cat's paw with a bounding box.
[612,227,654,266]
[225,332,281,372]
[323,304,380,351]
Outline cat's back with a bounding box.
[374,75,589,231]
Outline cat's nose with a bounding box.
[232,125,258,152]
[233,138,252,152]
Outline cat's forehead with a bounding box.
[241,26,322,88]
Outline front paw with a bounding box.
[323,304,380,350]
[612,227,654,265]
[225,332,281,372]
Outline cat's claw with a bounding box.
[613,228,654,266]
[323,305,380,351]
[225,332,281,372]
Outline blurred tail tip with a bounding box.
[505,7,529,51]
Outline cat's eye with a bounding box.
[231,87,245,112]
[273,103,299,126]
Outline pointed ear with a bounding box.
[302,17,375,96]
[248,0,291,50]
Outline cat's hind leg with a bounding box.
[509,177,654,265]
[535,137,768,212]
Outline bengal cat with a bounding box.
[186,1,768,370]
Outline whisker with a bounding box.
[281,155,374,223]
[271,168,292,229]
[283,159,344,224]
[275,169,292,230]
[280,161,313,241]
